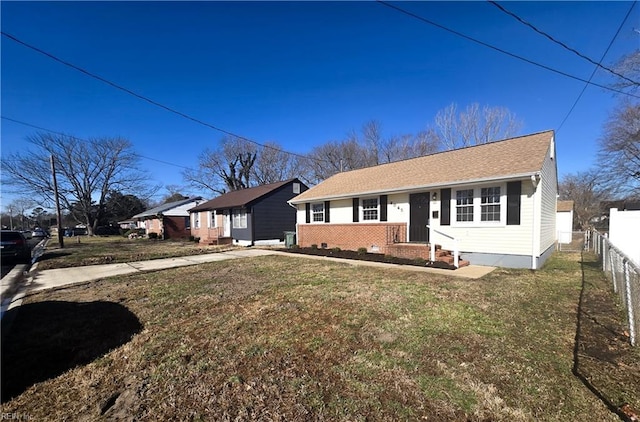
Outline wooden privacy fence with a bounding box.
[590,230,639,347]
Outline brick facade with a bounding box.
[145,216,190,240]
[297,223,407,254]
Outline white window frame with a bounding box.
[311,203,324,223]
[194,212,201,229]
[232,209,247,229]
[293,182,301,194]
[361,197,379,222]
[210,210,217,228]
[480,187,501,222]
[455,189,474,223]
[452,184,505,227]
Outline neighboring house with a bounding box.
[556,200,574,244]
[609,207,640,266]
[189,179,308,246]
[132,197,203,239]
[117,219,138,231]
[289,130,558,269]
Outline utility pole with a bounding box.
[50,155,64,248]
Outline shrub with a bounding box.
[357,247,368,255]
[331,247,341,253]
[291,244,300,250]
[148,232,159,240]
[414,257,427,265]
[311,244,318,250]
[123,228,145,238]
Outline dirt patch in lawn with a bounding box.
[1,252,638,421]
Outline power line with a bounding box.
[1,31,326,164]
[376,1,640,99]
[556,1,636,132]
[488,0,640,87]
[1,115,195,171]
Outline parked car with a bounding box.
[32,228,48,239]
[0,230,32,264]
[21,230,33,240]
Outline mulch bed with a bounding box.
[279,247,456,270]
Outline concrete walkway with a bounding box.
[1,248,494,317]
[27,248,279,292]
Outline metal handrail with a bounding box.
[426,225,459,268]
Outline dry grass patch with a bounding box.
[36,236,232,270]
[2,253,638,420]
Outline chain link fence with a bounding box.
[590,230,639,347]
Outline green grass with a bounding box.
[1,252,638,421]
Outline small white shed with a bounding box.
[556,200,574,244]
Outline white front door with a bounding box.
[223,212,231,237]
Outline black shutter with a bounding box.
[380,195,387,222]
[440,188,451,226]
[507,181,521,225]
[352,197,359,222]
[324,201,330,223]
[305,203,310,224]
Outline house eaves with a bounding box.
[289,172,540,204]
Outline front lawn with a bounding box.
[36,236,232,270]
[2,252,638,420]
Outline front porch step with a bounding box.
[386,243,469,267]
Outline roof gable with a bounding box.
[291,131,554,203]
[190,178,303,212]
[557,200,574,212]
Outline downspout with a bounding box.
[531,173,541,270]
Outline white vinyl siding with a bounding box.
[539,144,558,255]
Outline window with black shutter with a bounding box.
[324,201,330,223]
[507,181,521,225]
[352,197,359,222]
[380,195,387,222]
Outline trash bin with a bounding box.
[284,231,296,248]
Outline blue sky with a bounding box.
[2,1,638,205]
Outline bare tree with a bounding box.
[184,136,258,195]
[253,141,303,185]
[429,103,523,150]
[611,49,640,93]
[597,100,640,197]
[559,170,611,230]
[6,198,35,230]
[304,138,372,184]
[1,133,147,235]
